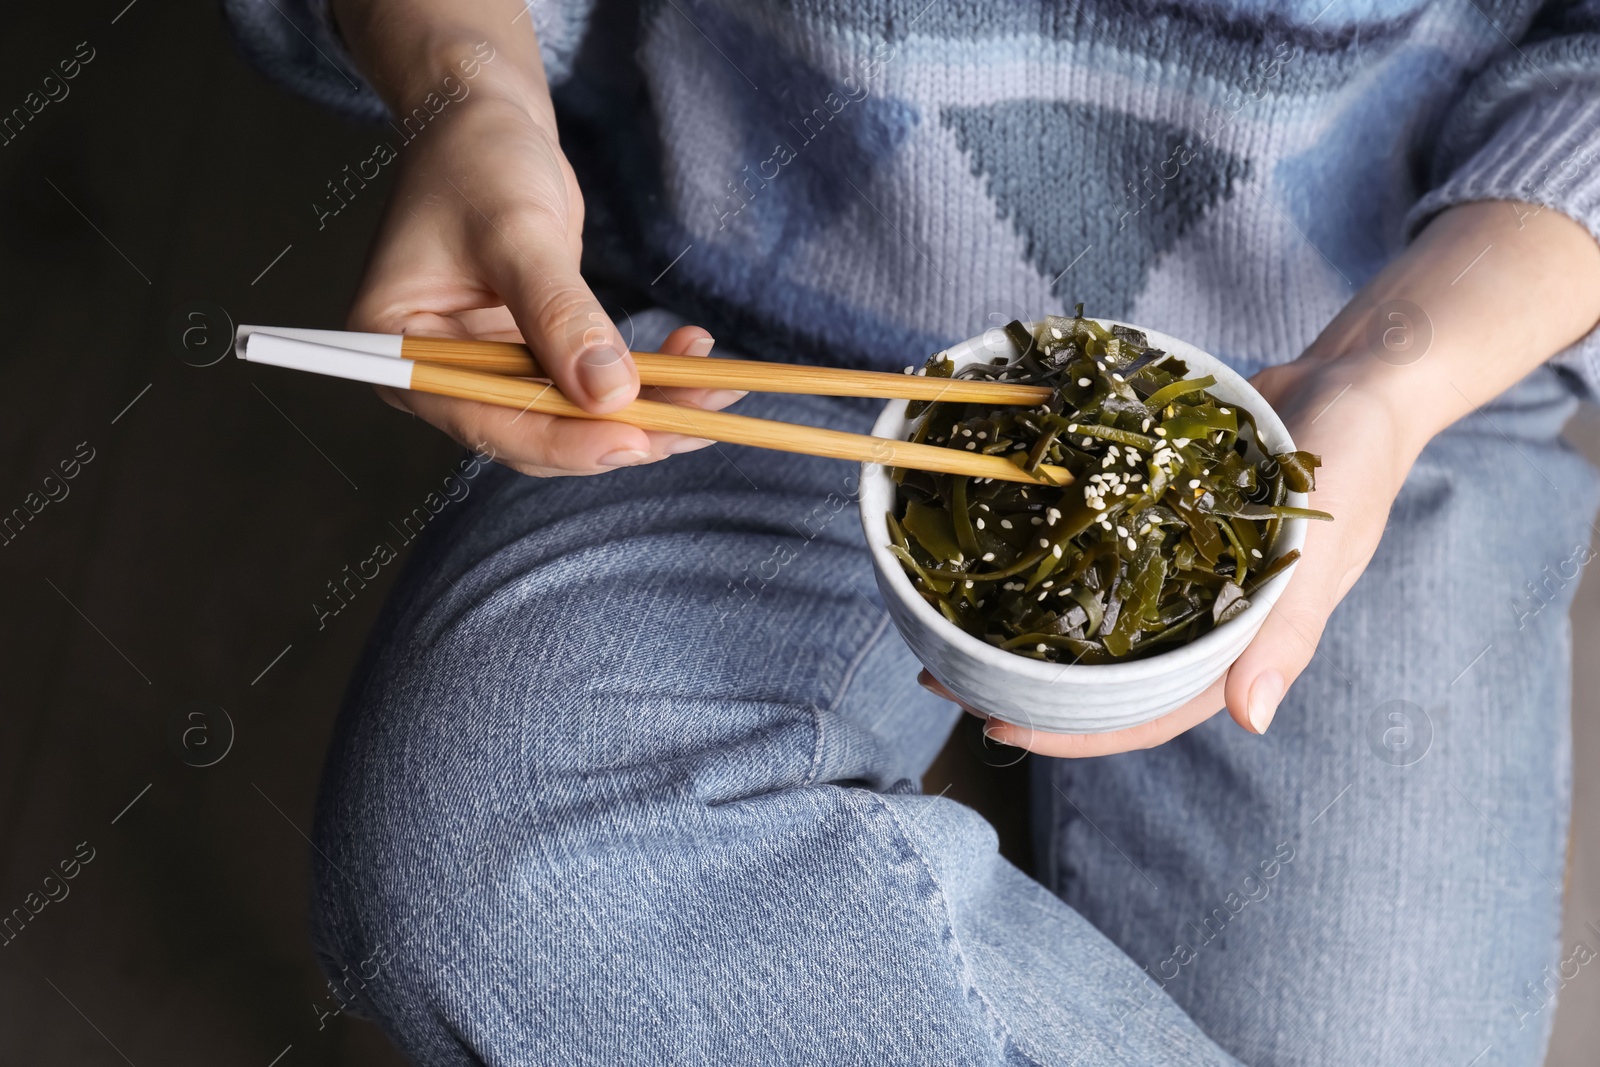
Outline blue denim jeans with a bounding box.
[310,313,1597,1065]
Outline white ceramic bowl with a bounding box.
[859,319,1308,734]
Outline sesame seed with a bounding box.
[1175,438,1191,447]
[976,518,986,529]
[976,431,987,440]
[1082,437,1093,447]
[902,366,914,374]
[965,442,977,450]
[1155,427,1168,437]
[965,581,974,589]
[1116,525,1129,536]
[1067,423,1079,432]
[1052,544,1063,558]
[1036,642,1048,651]
[1042,580,1054,588]
[1039,538,1050,548]
[983,552,996,561]
[961,428,972,436]
[1141,418,1151,431]
[1112,372,1125,382]
[1051,327,1063,339]
[1219,407,1231,414]
[1037,591,1049,602]
[1251,548,1263,558]
[1001,519,1013,529]
[1077,377,1092,387]
[1188,479,1201,489]
[1126,536,1137,550]
[1031,516,1043,525]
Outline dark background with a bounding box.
[0,2,1594,1064]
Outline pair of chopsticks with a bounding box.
[234,326,1071,485]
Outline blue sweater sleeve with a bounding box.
[217,0,596,122]
[1405,0,1600,392]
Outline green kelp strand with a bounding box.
[1145,374,1218,410]
[950,477,980,557]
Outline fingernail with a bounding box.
[982,717,1009,744]
[1248,670,1285,734]
[578,345,635,405]
[702,389,747,409]
[687,336,716,357]
[664,437,714,455]
[599,449,650,467]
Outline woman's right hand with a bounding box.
[332,6,739,476]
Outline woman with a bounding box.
[224,0,1600,1062]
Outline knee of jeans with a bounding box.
[304,586,836,972]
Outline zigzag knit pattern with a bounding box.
[221,0,1600,390]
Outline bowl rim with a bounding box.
[859,317,1309,682]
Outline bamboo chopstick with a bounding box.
[239,333,1073,486]
[411,362,1070,483]
[399,335,1055,405]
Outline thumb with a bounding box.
[1222,568,1335,735]
[482,226,639,414]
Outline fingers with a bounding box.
[371,323,739,475]
[634,325,739,458]
[1220,532,1342,735]
[917,669,1228,758]
[375,385,413,415]
[473,203,640,414]
[342,105,735,474]
[388,388,656,476]
[643,325,748,409]
[659,325,714,358]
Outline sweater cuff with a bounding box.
[219,1,598,122]
[1405,83,1600,396]
[219,0,386,122]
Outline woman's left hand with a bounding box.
[916,199,1600,757]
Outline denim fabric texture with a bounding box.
[306,311,1598,1066]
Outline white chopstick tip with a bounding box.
[243,333,415,390]
[236,325,404,358]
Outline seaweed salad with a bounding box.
[887,309,1331,664]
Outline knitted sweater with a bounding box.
[222,0,1600,392]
